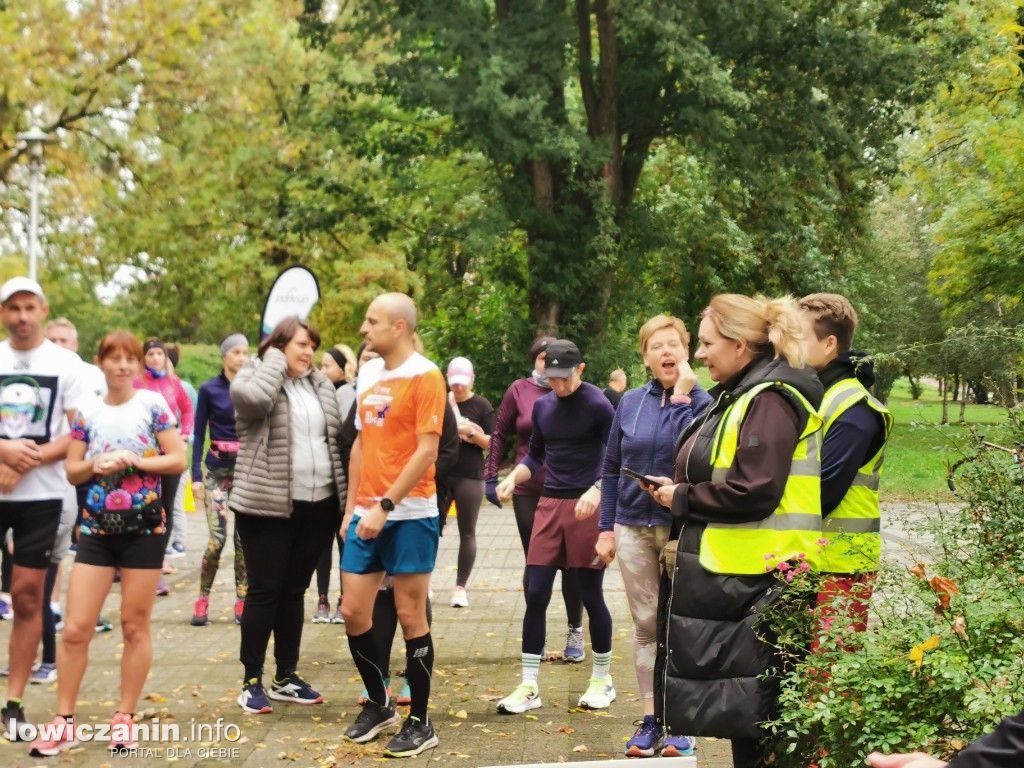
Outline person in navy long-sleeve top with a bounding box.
[189,335,250,626]
[800,294,893,654]
[494,339,618,715]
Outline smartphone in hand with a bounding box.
[619,467,663,489]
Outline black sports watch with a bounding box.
[379,498,395,513]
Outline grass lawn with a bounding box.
[882,379,1010,500]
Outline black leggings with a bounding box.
[1,545,11,593]
[522,564,611,655]
[235,496,340,682]
[512,494,583,627]
[313,532,344,598]
[442,476,484,587]
[42,561,58,664]
[369,588,433,672]
[161,473,180,540]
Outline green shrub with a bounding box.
[765,410,1024,767]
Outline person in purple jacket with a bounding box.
[597,315,712,758]
[483,336,585,661]
[189,334,250,627]
[494,340,616,715]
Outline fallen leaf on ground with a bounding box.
[572,745,589,753]
[454,709,468,719]
[556,727,575,734]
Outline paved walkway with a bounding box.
[1,501,938,767]
[1,505,731,767]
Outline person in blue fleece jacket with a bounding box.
[597,314,711,758]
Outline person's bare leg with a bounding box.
[56,564,114,714]
[117,568,161,713]
[392,573,430,640]
[6,565,48,701]
[341,571,386,635]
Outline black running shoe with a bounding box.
[384,716,439,758]
[344,700,400,743]
[2,700,27,741]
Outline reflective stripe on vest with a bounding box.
[817,378,893,574]
[699,381,824,575]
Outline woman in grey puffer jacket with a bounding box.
[229,316,346,714]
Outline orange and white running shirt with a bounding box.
[354,352,446,520]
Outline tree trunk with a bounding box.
[941,351,950,426]
[959,384,969,425]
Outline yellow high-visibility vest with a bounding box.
[817,378,893,574]
[699,381,824,575]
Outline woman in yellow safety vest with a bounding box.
[645,294,824,768]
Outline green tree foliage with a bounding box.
[345,0,949,359]
[907,1,1024,316]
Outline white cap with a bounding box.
[0,276,45,304]
[446,356,474,387]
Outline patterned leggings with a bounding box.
[199,466,247,600]
[615,523,669,700]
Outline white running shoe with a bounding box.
[578,676,616,709]
[496,683,542,714]
[450,586,468,608]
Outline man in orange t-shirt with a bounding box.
[339,293,444,759]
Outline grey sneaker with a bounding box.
[344,700,400,743]
[384,716,439,758]
[564,626,586,663]
[30,662,57,684]
[331,598,345,624]
[312,595,330,624]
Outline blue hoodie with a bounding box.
[599,379,712,531]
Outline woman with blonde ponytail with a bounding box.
[645,294,824,768]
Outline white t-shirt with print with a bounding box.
[0,339,86,501]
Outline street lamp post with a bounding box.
[15,127,55,282]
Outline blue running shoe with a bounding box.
[625,715,662,757]
[661,734,695,757]
[237,679,273,714]
[563,626,585,663]
[268,672,323,704]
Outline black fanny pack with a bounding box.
[96,502,164,535]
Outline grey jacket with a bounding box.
[228,347,346,518]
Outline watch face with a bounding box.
[380,498,395,512]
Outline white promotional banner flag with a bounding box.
[259,266,321,341]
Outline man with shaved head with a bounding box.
[339,293,445,757]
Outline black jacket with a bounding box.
[655,355,823,740]
[949,708,1024,768]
